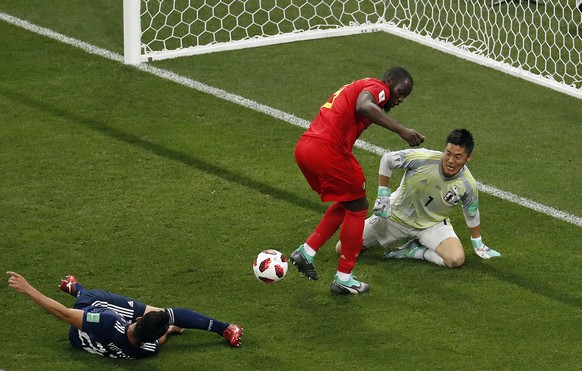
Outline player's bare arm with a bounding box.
[378,174,390,188]
[144,304,165,314]
[355,91,424,146]
[468,224,481,239]
[6,271,84,329]
[158,325,184,345]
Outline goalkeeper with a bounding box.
[336,129,500,268]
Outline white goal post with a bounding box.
[123,0,581,99]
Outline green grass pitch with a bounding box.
[0,1,581,370]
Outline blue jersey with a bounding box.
[69,289,158,359]
[72,289,147,321]
[69,306,160,359]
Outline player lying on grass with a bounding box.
[336,129,500,268]
[6,272,243,358]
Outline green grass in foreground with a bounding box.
[0,6,581,371]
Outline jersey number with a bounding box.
[321,86,346,109]
[424,196,434,206]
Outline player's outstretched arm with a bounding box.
[467,227,501,259]
[356,91,424,146]
[6,271,84,329]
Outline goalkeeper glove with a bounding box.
[471,236,501,259]
[372,186,392,219]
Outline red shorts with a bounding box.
[295,135,366,202]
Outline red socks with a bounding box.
[337,209,367,274]
[306,202,345,251]
[305,203,366,274]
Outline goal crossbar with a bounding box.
[123,0,582,100]
[141,24,384,61]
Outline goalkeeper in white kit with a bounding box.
[336,129,500,268]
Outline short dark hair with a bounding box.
[446,129,474,154]
[383,67,413,87]
[134,310,170,343]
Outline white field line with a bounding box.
[2,12,581,228]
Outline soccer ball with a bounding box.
[253,249,288,283]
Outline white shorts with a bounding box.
[362,215,458,251]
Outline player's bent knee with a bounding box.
[436,237,464,268]
[444,254,465,268]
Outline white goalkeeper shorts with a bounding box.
[362,215,458,251]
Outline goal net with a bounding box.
[123,0,582,99]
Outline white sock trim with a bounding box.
[303,243,316,257]
[336,271,351,281]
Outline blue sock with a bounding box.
[166,308,229,335]
[74,282,85,296]
[71,282,85,298]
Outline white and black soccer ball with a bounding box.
[253,249,288,283]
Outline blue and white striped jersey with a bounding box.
[69,306,160,359]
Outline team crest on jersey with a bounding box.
[379,90,386,102]
[443,187,460,205]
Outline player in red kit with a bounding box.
[291,67,424,294]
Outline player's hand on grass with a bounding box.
[159,325,183,345]
[6,271,34,295]
[167,325,183,336]
[471,237,501,259]
[373,186,392,219]
[474,245,501,259]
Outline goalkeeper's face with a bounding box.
[441,143,471,177]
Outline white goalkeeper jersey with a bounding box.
[384,149,479,229]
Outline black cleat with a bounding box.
[290,246,318,281]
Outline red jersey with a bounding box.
[303,78,391,153]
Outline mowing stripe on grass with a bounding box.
[2,12,580,228]
[0,13,123,63]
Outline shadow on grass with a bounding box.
[8,88,579,312]
[1,87,324,214]
[471,260,582,310]
[365,247,582,311]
